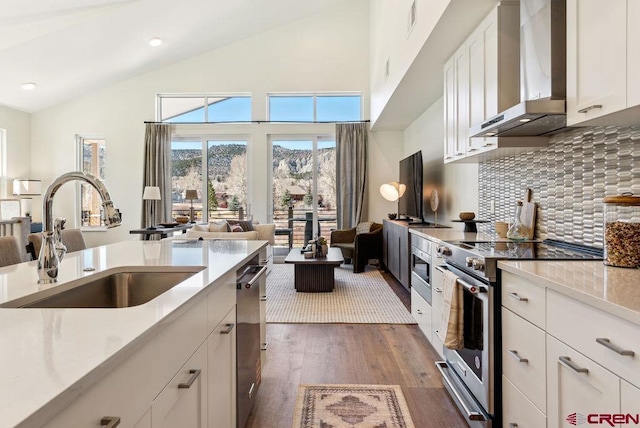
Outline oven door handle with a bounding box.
[435,362,488,421]
[437,264,487,294]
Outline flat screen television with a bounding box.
[398,150,423,223]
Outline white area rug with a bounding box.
[266,264,416,324]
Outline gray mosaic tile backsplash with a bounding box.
[478,125,640,247]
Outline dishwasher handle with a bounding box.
[237,265,268,289]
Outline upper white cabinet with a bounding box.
[443,2,522,164]
[567,0,640,126]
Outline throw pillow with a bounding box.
[192,224,209,232]
[356,222,373,235]
[230,224,244,232]
[227,219,254,232]
[208,221,229,232]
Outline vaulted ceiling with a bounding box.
[0,0,348,113]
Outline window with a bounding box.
[171,138,248,222]
[158,95,252,123]
[268,94,361,122]
[77,136,106,227]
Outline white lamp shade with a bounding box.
[379,182,407,202]
[143,186,161,200]
[13,179,42,196]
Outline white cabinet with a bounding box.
[152,342,207,428]
[443,2,521,164]
[430,259,445,359]
[621,380,640,415]
[502,375,546,428]
[567,0,640,126]
[546,335,620,428]
[411,287,432,342]
[208,307,237,428]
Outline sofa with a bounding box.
[167,220,275,272]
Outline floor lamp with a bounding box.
[185,189,198,223]
[379,182,406,218]
[143,186,161,230]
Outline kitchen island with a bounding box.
[0,239,267,427]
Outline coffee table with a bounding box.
[284,247,344,292]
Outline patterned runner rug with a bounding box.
[292,384,415,428]
[266,264,415,324]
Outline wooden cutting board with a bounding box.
[521,188,536,240]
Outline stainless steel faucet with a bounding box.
[38,172,122,284]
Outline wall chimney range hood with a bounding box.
[470,0,568,138]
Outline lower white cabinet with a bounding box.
[621,380,640,414]
[502,375,546,428]
[546,335,620,428]
[208,307,237,428]
[152,342,208,428]
[411,287,432,342]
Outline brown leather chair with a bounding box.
[330,222,383,273]
[27,229,87,260]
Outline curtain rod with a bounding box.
[143,120,370,125]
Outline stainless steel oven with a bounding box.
[410,235,432,304]
[435,262,493,427]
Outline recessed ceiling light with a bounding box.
[149,37,163,47]
[21,82,37,90]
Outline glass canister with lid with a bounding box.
[603,193,640,268]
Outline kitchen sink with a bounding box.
[5,268,204,309]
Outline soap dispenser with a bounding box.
[507,201,528,240]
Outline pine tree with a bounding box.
[208,181,218,211]
[229,195,240,211]
[280,189,292,208]
[303,187,313,206]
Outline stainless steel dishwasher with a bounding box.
[236,258,267,428]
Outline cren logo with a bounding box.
[566,413,587,425]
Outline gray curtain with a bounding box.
[142,123,171,228]
[336,122,368,229]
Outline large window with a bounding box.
[268,94,361,122]
[171,138,248,221]
[77,136,106,227]
[271,137,336,247]
[158,95,251,123]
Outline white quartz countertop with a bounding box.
[0,239,266,427]
[498,260,640,325]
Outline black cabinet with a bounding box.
[382,220,411,290]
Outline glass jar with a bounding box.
[507,201,528,240]
[603,194,640,268]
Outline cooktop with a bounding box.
[454,238,604,260]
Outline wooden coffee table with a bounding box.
[284,247,344,292]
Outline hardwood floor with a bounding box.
[246,267,467,427]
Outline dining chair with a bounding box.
[0,236,24,267]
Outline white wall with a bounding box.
[29,0,370,247]
[369,0,449,125]
[404,96,478,225]
[0,105,31,199]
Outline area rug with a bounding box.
[266,264,416,324]
[292,384,415,428]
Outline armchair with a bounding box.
[330,222,383,273]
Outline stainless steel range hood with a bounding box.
[470,0,567,138]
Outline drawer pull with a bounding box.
[101,417,121,427]
[260,295,267,302]
[434,287,442,293]
[508,350,528,363]
[509,424,518,428]
[220,323,235,334]
[261,342,268,351]
[559,356,588,374]
[577,104,603,114]
[596,338,635,356]
[508,292,528,302]
[416,309,423,315]
[178,369,202,389]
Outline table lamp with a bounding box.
[185,189,198,223]
[379,182,406,202]
[143,186,161,229]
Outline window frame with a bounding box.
[267,92,363,122]
[157,93,253,123]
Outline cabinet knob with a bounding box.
[101,417,121,428]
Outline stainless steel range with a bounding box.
[434,239,603,427]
